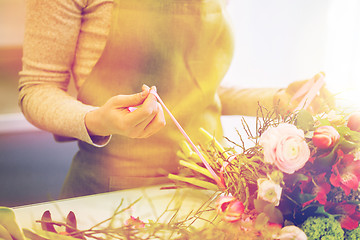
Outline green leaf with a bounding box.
[338,138,360,152]
[295,109,315,132]
[254,199,269,212]
[313,206,331,217]
[255,213,269,231]
[313,151,336,169]
[0,207,25,240]
[0,224,13,240]
[337,126,360,151]
[298,193,316,205]
[317,118,331,126]
[263,204,284,225]
[285,173,308,187]
[23,229,80,240]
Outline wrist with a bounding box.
[85,108,109,137]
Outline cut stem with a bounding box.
[168,174,218,191]
[179,160,213,179]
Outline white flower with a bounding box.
[257,178,282,206]
[277,226,307,240]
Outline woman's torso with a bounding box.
[61,0,234,197]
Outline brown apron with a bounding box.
[61,0,234,198]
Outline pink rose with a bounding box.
[312,125,340,149]
[259,123,310,174]
[215,196,244,222]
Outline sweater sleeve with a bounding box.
[218,85,280,116]
[18,0,110,146]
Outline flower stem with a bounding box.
[168,174,218,191]
[179,160,213,179]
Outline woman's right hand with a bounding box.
[85,85,166,139]
[273,72,335,115]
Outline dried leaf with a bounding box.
[40,211,57,233]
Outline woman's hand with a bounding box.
[274,72,335,115]
[85,85,166,139]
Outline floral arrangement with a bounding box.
[169,108,360,239]
[3,87,360,239]
[4,108,360,240]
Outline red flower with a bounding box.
[312,125,340,149]
[300,173,331,206]
[330,150,360,195]
[325,201,360,230]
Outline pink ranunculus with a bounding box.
[215,196,244,222]
[259,123,310,174]
[312,125,340,149]
[257,178,282,206]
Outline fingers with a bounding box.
[136,102,166,138]
[277,72,333,115]
[287,72,325,97]
[124,86,166,138]
[126,86,158,125]
[308,87,334,114]
[108,84,150,108]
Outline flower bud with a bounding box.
[269,170,284,185]
[124,216,145,229]
[312,126,340,149]
[215,196,244,222]
[347,112,360,132]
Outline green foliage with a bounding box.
[301,216,344,240]
[344,224,360,240]
[254,199,283,225]
[0,207,25,240]
[295,109,315,132]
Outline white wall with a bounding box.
[224,0,329,88]
[1,0,359,94]
[0,0,25,46]
[224,0,360,110]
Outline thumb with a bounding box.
[109,86,150,108]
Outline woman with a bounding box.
[19,0,331,198]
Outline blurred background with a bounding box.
[0,0,77,207]
[0,0,359,207]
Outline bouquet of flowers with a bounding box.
[170,108,360,239]
[12,108,360,240]
[4,74,360,239]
